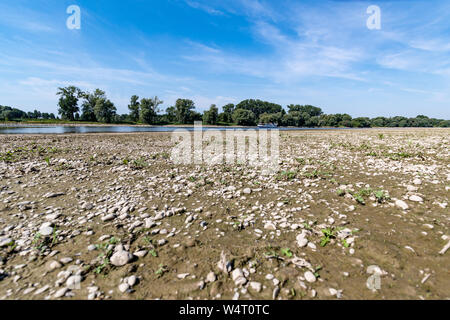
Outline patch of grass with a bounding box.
[352,187,372,205]
[149,249,158,257]
[280,248,293,258]
[277,170,297,181]
[131,157,148,169]
[342,239,350,248]
[314,265,322,278]
[320,228,336,247]
[155,264,168,277]
[94,237,119,275]
[32,228,59,252]
[374,189,390,203]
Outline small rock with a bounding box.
[127,275,137,287]
[206,272,216,283]
[395,200,409,210]
[118,283,129,293]
[110,250,133,267]
[54,287,69,298]
[304,271,316,283]
[409,195,423,202]
[264,222,276,230]
[249,281,262,293]
[66,275,82,289]
[46,260,62,271]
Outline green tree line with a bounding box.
[1,86,449,128]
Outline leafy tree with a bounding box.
[219,103,235,123]
[56,86,83,121]
[140,96,163,124]
[94,97,116,123]
[235,99,283,120]
[164,106,177,123]
[232,108,256,126]
[81,89,106,122]
[259,112,283,125]
[288,104,323,117]
[351,117,371,128]
[128,95,140,122]
[305,115,319,127]
[174,99,196,124]
[439,120,450,127]
[203,104,219,125]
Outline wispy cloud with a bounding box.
[185,1,225,15]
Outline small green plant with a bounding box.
[303,222,314,231]
[278,170,297,181]
[342,239,350,248]
[374,189,390,203]
[122,158,129,165]
[336,189,346,196]
[94,237,119,275]
[352,187,372,205]
[290,288,296,297]
[44,156,51,165]
[320,228,336,247]
[149,249,158,257]
[295,158,305,165]
[155,264,167,277]
[280,248,293,258]
[378,133,384,140]
[132,158,148,169]
[314,265,322,278]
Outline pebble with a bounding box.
[46,260,62,271]
[54,287,69,298]
[409,195,423,202]
[66,275,82,289]
[304,271,316,283]
[206,272,217,283]
[231,268,247,286]
[249,281,262,293]
[395,200,409,210]
[127,275,137,287]
[110,250,133,267]
[118,283,129,293]
[0,237,13,247]
[264,222,276,230]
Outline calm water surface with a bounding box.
[0,126,356,134]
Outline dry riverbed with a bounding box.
[0,128,449,300]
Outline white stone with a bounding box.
[110,250,133,267]
[395,200,409,210]
[304,271,316,283]
[409,195,423,202]
[249,281,262,292]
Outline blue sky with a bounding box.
[0,0,449,118]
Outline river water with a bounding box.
[0,125,355,134]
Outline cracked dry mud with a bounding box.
[0,128,449,300]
